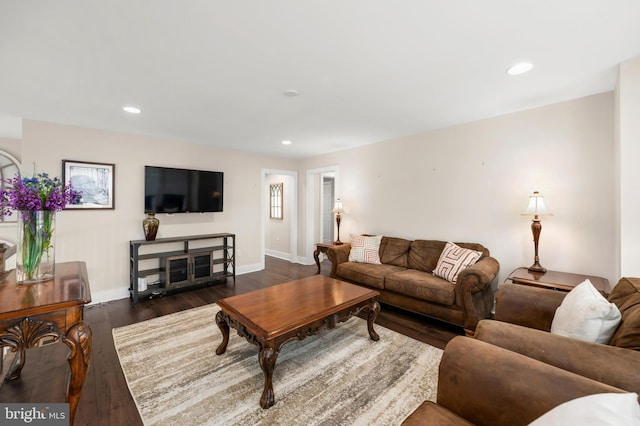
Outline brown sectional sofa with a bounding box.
[326,237,500,332]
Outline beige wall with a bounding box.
[4,90,621,301]
[299,92,616,285]
[19,120,297,302]
[616,57,640,278]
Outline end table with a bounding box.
[313,242,338,274]
[506,267,611,296]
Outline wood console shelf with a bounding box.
[129,233,235,303]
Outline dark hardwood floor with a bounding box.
[0,256,462,425]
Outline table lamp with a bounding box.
[522,191,552,273]
[331,199,344,245]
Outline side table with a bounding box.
[506,267,611,296]
[313,242,339,274]
[0,261,92,425]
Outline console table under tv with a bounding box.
[129,233,235,303]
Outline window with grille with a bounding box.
[270,183,283,219]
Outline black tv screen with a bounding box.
[144,166,223,213]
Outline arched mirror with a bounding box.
[0,149,21,224]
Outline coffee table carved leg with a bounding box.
[215,310,230,355]
[367,301,380,341]
[63,321,92,426]
[258,344,278,409]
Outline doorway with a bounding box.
[321,173,335,243]
[262,169,298,268]
[305,165,339,262]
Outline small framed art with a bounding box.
[62,160,115,209]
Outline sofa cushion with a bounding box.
[385,269,456,305]
[433,242,482,283]
[336,262,405,290]
[609,277,640,350]
[348,234,382,264]
[408,240,447,272]
[551,279,621,344]
[379,237,411,267]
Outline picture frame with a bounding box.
[62,160,115,210]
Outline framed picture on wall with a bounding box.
[62,160,115,209]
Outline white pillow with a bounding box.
[433,242,482,283]
[529,392,640,426]
[348,234,382,264]
[551,279,622,344]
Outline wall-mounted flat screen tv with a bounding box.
[144,166,223,213]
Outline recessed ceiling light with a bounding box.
[282,140,292,145]
[283,89,299,97]
[506,62,533,76]
[123,105,142,114]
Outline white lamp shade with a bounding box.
[523,191,552,216]
[331,199,344,214]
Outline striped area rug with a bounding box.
[112,304,442,425]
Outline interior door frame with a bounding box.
[261,168,298,267]
[306,165,339,262]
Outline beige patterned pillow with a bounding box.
[433,242,482,283]
[348,234,382,264]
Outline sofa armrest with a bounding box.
[436,336,624,426]
[455,256,500,330]
[475,319,640,394]
[494,283,565,331]
[326,243,351,278]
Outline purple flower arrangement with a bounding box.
[0,172,82,282]
[0,172,82,218]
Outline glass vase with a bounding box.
[16,210,55,283]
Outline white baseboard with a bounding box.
[265,249,292,261]
[236,262,263,275]
[90,287,130,305]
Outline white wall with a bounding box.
[299,92,616,285]
[617,57,640,278]
[20,120,298,303]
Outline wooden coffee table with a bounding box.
[215,275,380,409]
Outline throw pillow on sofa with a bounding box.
[433,241,482,283]
[348,234,382,264]
[551,279,622,344]
[528,392,640,426]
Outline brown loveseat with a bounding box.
[326,237,500,332]
[494,278,640,351]
[401,334,638,425]
[403,278,640,424]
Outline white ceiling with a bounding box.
[0,1,639,159]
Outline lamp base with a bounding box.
[334,240,343,245]
[527,262,546,274]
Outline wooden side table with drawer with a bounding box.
[506,267,611,296]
